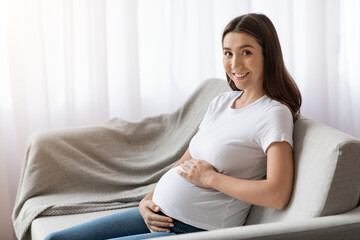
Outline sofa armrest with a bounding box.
[152,206,360,240]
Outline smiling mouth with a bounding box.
[233,72,249,79]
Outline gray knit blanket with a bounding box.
[12,78,230,240]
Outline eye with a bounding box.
[242,50,252,56]
[224,51,232,57]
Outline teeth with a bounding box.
[235,73,248,77]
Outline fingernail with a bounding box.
[168,219,173,222]
[155,206,159,211]
[169,224,174,227]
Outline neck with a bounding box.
[233,88,265,109]
[241,88,265,102]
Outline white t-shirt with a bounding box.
[152,90,293,230]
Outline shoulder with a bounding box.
[255,97,294,133]
[199,91,239,129]
[203,91,239,117]
[262,97,293,121]
[209,91,240,106]
[213,90,239,101]
[255,97,294,151]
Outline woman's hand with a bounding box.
[177,159,217,189]
[138,198,174,233]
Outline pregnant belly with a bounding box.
[152,166,220,216]
[152,166,251,230]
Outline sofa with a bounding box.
[13,79,360,240]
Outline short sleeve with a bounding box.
[256,104,294,153]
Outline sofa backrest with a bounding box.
[245,116,360,225]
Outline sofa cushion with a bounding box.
[245,116,360,225]
[31,208,135,240]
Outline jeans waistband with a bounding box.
[158,211,206,234]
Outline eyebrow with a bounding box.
[223,44,255,50]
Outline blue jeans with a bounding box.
[44,208,205,240]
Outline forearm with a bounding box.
[210,142,293,209]
[209,173,289,210]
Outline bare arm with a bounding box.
[179,141,294,210]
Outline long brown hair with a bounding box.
[222,13,302,121]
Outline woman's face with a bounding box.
[223,32,264,92]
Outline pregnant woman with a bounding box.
[44,13,302,240]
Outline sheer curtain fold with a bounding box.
[106,0,141,121]
[301,0,329,123]
[339,0,360,137]
[0,0,20,238]
[1,0,360,239]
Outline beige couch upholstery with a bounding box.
[27,80,360,240]
[31,118,360,240]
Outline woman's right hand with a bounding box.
[139,198,174,233]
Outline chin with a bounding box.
[232,81,245,91]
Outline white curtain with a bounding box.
[1,0,359,239]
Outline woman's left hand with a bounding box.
[177,159,216,189]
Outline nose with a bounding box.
[231,55,243,70]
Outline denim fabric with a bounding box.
[156,211,205,234]
[44,208,205,240]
